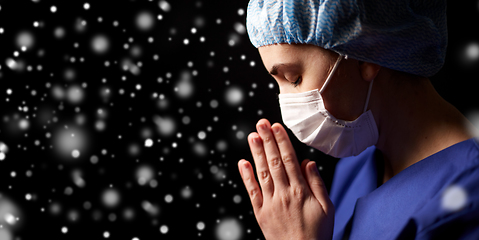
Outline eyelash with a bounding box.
[292,77,302,87]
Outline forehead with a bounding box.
[258,44,334,69]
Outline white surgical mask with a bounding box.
[278,55,378,158]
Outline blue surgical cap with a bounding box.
[246,0,447,77]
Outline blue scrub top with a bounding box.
[330,138,479,239]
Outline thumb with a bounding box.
[305,161,333,212]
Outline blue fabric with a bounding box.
[330,138,479,239]
[246,0,447,77]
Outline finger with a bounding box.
[248,132,274,198]
[305,161,334,215]
[271,123,306,186]
[256,119,290,188]
[238,160,263,212]
[301,159,310,180]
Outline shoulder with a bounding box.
[409,150,479,239]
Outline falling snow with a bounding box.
[0,0,273,238]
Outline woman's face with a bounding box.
[258,43,372,121]
[258,44,339,94]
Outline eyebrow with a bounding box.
[269,63,299,76]
[269,64,283,75]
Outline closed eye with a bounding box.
[291,77,302,87]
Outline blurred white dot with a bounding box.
[84,3,90,10]
[198,131,206,140]
[103,231,110,238]
[181,186,193,199]
[216,140,227,152]
[237,8,244,16]
[51,6,57,13]
[102,189,120,208]
[236,131,245,140]
[234,23,246,34]
[442,185,468,212]
[176,79,193,99]
[136,11,154,31]
[136,165,154,186]
[4,213,16,225]
[183,38,189,45]
[61,227,68,233]
[158,0,171,12]
[225,87,243,106]
[165,194,173,203]
[0,152,5,161]
[465,42,479,61]
[141,200,160,216]
[197,221,205,231]
[160,225,168,234]
[16,31,34,49]
[153,115,176,137]
[233,195,242,204]
[67,85,84,104]
[0,142,8,153]
[25,193,32,200]
[145,139,153,147]
[54,27,65,38]
[268,83,274,89]
[210,99,219,108]
[6,58,17,70]
[193,142,207,157]
[215,218,243,240]
[91,34,109,54]
[19,119,29,130]
[71,149,80,158]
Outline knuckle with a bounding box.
[258,170,271,183]
[249,188,259,199]
[292,186,305,201]
[254,151,264,159]
[279,193,291,207]
[243,174,255,183]
[282,153,296,166]
[263,136,272,144]
[269,157,282,169]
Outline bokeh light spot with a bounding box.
[91,34,110,54]
[442,185,468,212]
[136,11,154,31]
[215,218,243,240]
[102,188,120,208]
[225,87,243,106]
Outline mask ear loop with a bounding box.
[319,54,343,94]
[363,78,374,113]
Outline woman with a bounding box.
[238,0,479,239]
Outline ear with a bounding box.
[359,61,381,82]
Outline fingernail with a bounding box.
[258,124,265,130]
[242,163,250,175]
[272,126,280,134]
